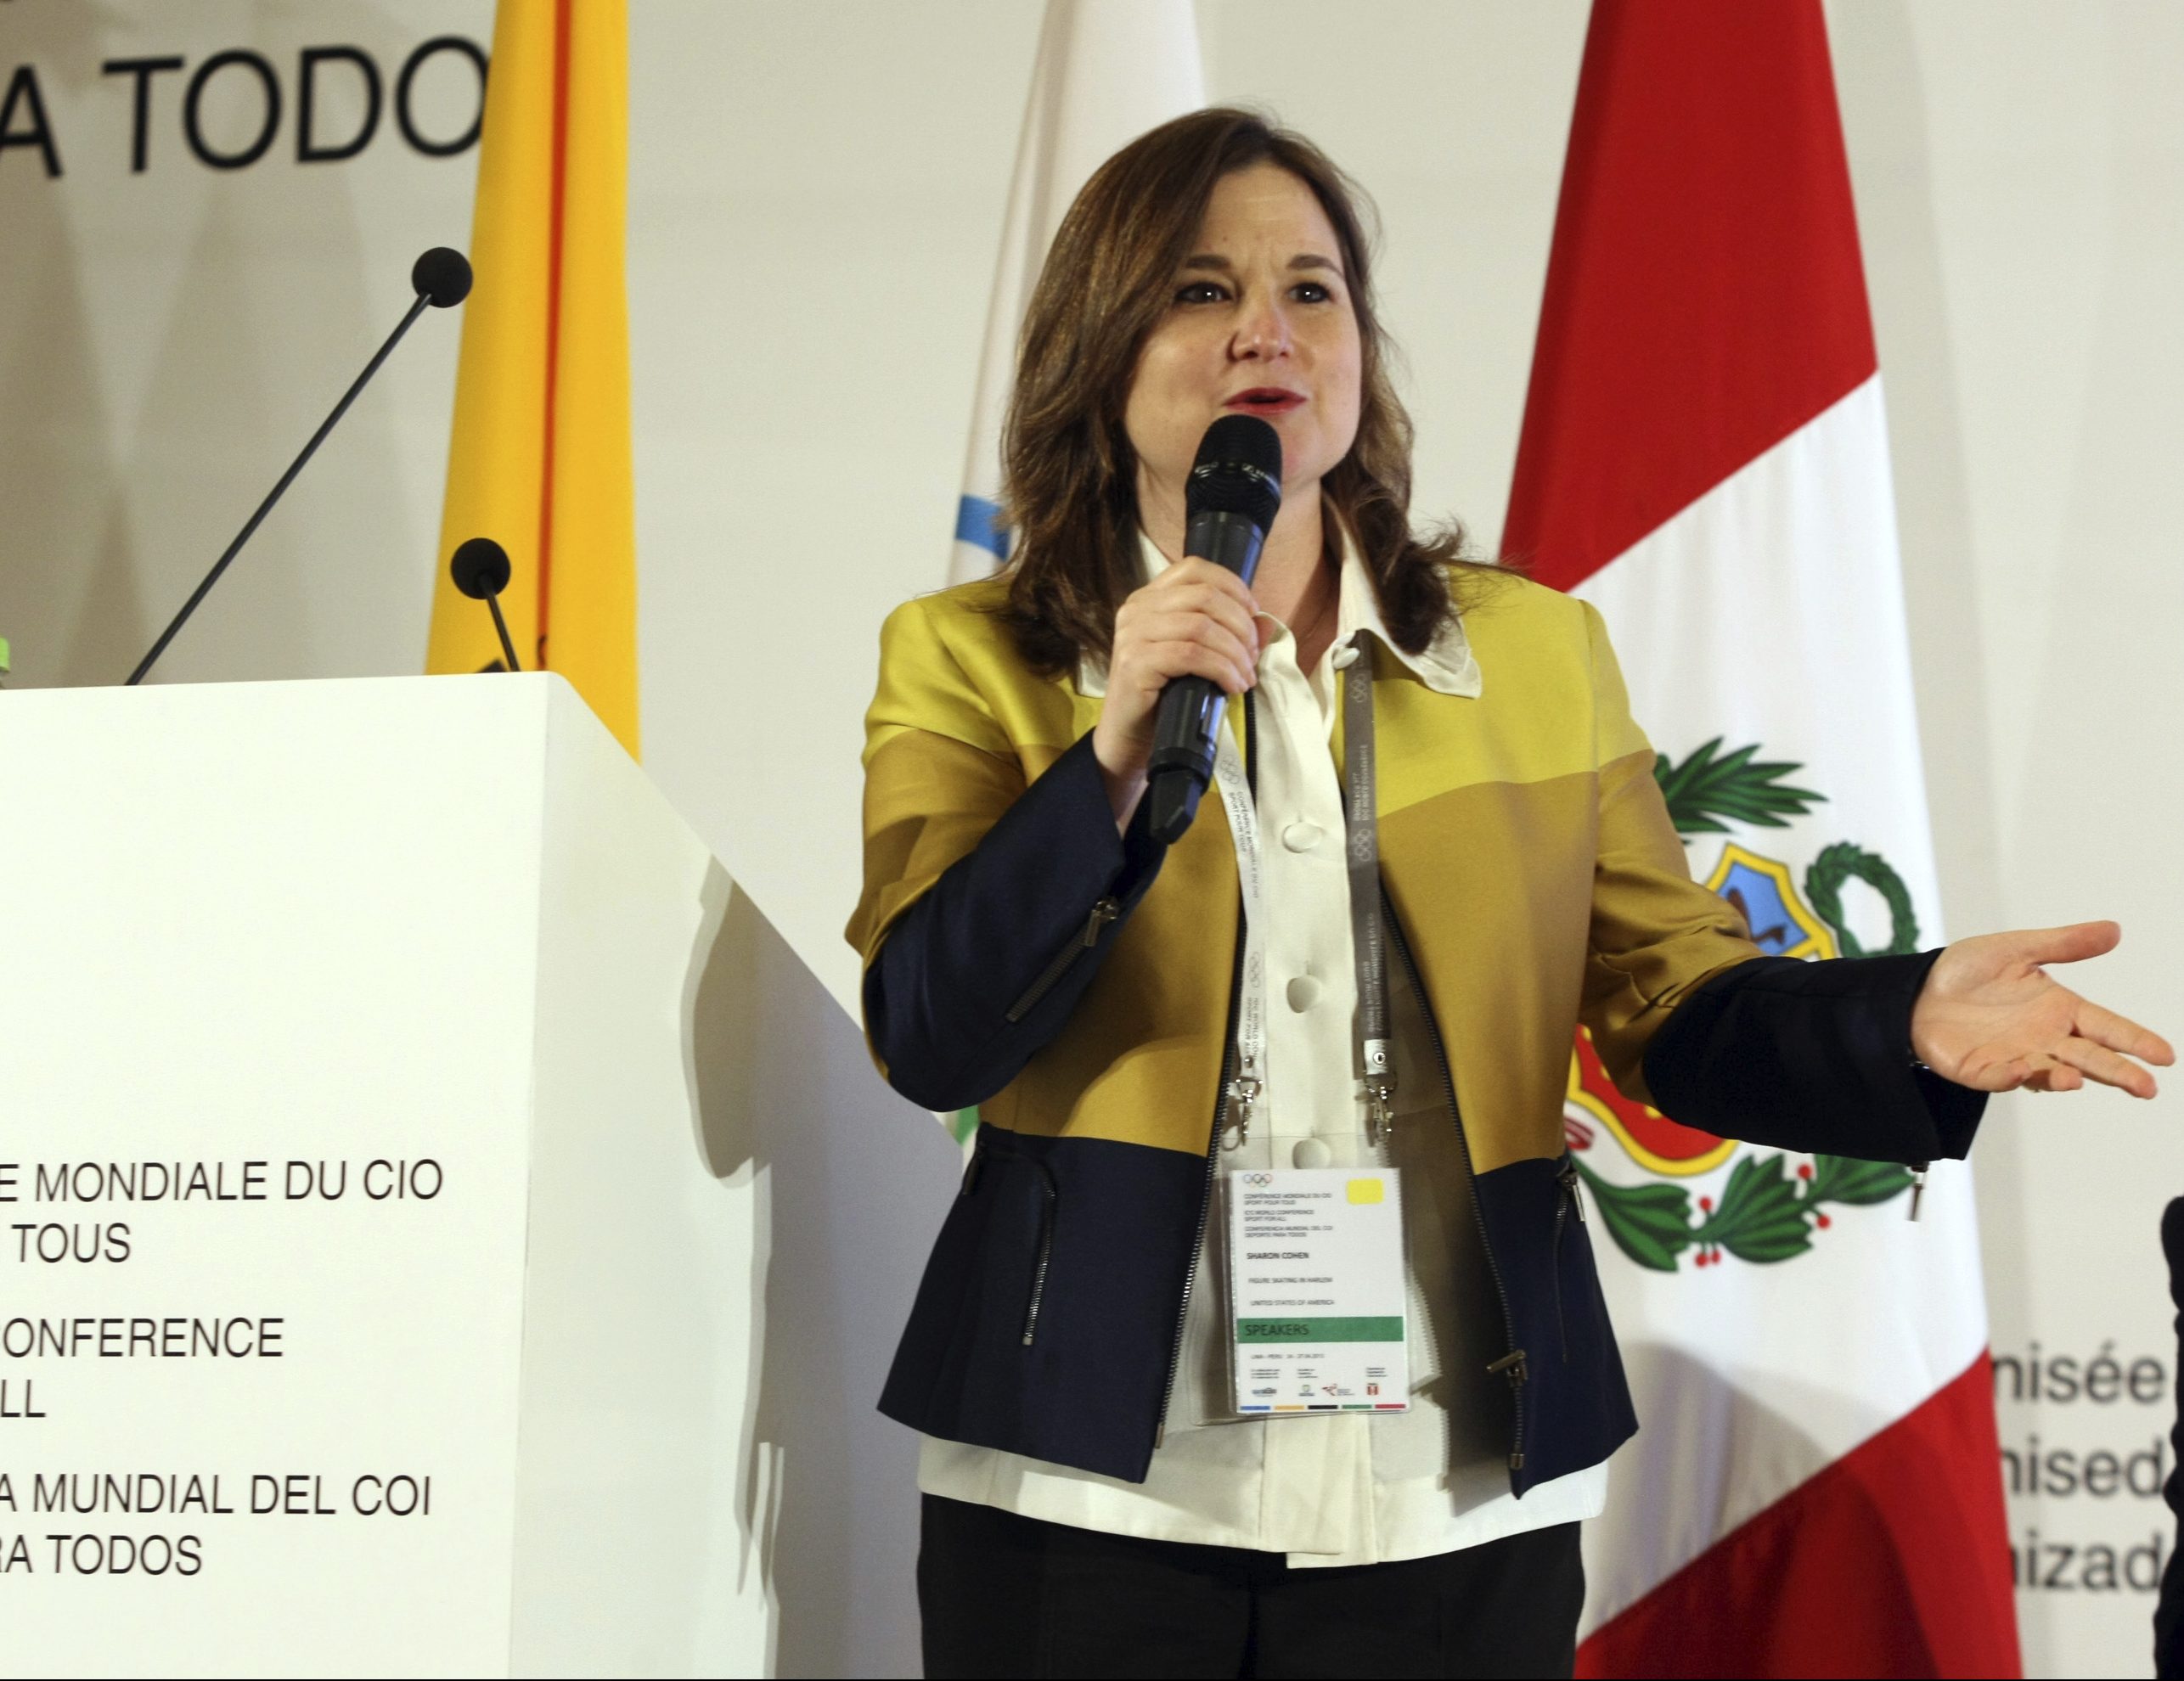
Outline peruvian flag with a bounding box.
[1502,4,2021,1675]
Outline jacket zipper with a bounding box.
[1154,696,1255,1449]
[1021,1159,1060,1346]
[1383,889,1528,1474]
[961,1132,1063,1347]
[1551,1161,1585,1363]
[1005,897,1120,1023]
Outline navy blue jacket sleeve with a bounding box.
[1642,949,1986,1163]
[864,732,1167,1112]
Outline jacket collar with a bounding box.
[1076,531,1483,700]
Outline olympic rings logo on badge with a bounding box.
[1242,1172,1274,1186]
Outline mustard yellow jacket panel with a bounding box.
[847,571,1761,1176]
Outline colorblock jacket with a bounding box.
[846,570,1984,1492]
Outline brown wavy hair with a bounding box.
[994,107,1496,674]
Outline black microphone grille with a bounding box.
[1186,414,1284,529]
[413,247,474,307]
[450,537,512,600]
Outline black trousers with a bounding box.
[919,1494,1584,1680]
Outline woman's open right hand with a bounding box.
[1090,558,1264,826]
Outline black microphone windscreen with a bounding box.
[413,247,474,307]
[1185,414,1283,531]
[450,537,512,599]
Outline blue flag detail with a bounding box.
[954,494,1010,559]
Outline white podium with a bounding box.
[0,675,774,1676]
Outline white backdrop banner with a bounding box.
[0,1,491,694]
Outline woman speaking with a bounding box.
[846,110,2167,1678]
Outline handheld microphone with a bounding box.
[124,246,475,685]
[449,537,521,672]
[1145,414,1283,844]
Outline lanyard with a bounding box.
[1212,635,1396,1150]
[1343,644,1396,1138]
[1209,720,1267,1142]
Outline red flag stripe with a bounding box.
[1502,0,1877,592]
[1578,1352,2022,1678]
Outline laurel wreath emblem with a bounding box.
[1804,841,1920,960]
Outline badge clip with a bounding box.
[1365,1080,1394,1148]
[1224,1070,1263,1150]
[1362,1038,1394,1147]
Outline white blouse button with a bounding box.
[1285,975,1322,1013]
[1292,1137,1333,1170]
[1281,822,1321,852]
[1331,642,1360,670]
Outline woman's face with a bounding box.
[1123,162,1363,511]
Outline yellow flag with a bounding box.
[426,0,639,759]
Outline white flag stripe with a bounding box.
[950,0,1204,582]
[1578,378,1945,918]
[1573,376,1991,1633]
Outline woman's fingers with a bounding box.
[1165,554,1258,606]
[1137,575,1260,654]
[1145,559,1258,614]
[1942,1039,2022,1091]
[1984,1052,2080,1093]
[2072,997,2176,1066]
[1970,1037,2159,1099]
[1094,565,1265,798]
[2052,1035,2159,1099]
[2014,919,2123,968]
[1128,608,1258,689]
[1119,582,1258,669]
[1148,620,1257,690]
[1134,634,1254,695]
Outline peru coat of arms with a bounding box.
[1568,739,1920,1269]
